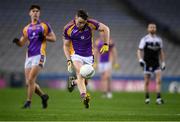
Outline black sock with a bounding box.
[157,93,161,99]
[26,100,31,103]
[145,92,149,99]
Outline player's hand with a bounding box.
[67,59,73,73]
[113,63,120,71]
[100,43,109,54]
[139,59,145,68]
[12,38,20,44]
[161,62,166,71]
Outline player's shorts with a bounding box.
[71,54,94,65]
[25,55,46,69]
[144,65,161,75]
[98,62,112,73]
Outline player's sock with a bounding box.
[145,92,149,99]
[157,92,161,99]
[145,92,150,104]
[22,100,31,109]
[41,94,49,109]
[81,93,86,99]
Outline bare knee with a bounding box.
[27,77,35,86]
[145,80,149,86]
[156,80,161,85]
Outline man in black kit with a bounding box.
[137,23,166,105]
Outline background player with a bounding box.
[13,5,56,108]
[137,23,166,104]
[94,33,120,98]
[63,10,110,108]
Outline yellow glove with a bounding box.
[113,63,120,71]
[100,43,109,54]
[67,60,73,73]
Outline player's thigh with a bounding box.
[28,66,42,82]
[73,60,83,73]
[104,63,112,77]
[104,69,111,78]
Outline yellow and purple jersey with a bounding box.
[97,39,114,62]
[63,19,99,57]
[23,20,52,57]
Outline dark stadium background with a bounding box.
[0,0,179,92]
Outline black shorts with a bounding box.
[144,65,161,74]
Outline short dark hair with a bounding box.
[76,9,88,20]
[29,5,41,11]
[148,22,156,26]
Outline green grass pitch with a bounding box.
[0,88,180,121]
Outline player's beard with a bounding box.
[150,30,156,35]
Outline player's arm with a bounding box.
[111,47,118,63]
[94,39,99,60]
[137,49,143,61]
[137,49,146,68]
[159,38,165,70]
[160,49,165,62]
[63,37,71,60]
[63,22,74,61]
[45,31,56,42]
[110,40,117,63]
[44,23,56,42]
[109,39,120,70]
[98,23,110,54]
[93,39,100,68]
[137,38,146,67]
[160,49,166,70]
[63,37,74,73]
[111,42,120,70]
[13,26,29,47]
[98,23,110,45]
[12,36,28,47]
